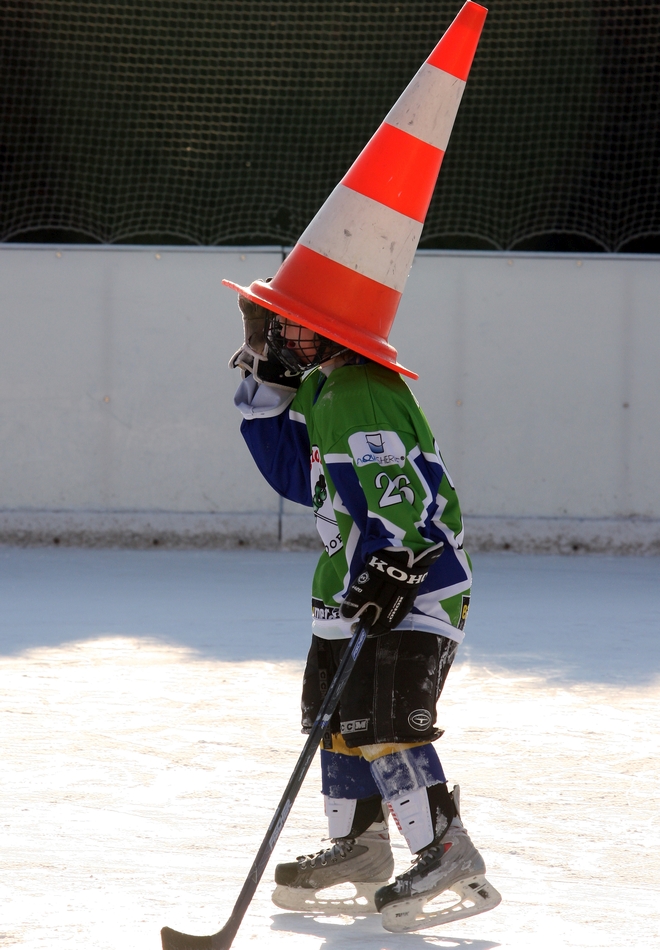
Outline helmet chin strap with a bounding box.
[319,350,360,375]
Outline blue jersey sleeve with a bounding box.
[240,410,312,506]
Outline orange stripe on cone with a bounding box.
[342,123,444,223]
[223,2,487,379]
[274,244,402,346]
[427,1,487,80]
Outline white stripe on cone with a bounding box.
[385,65,466,152]
[298,185,423,293]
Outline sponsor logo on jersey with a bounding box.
[408,708,433,731]
[312,598,341,622]
[319,529,343,557]
[340,718,369,734]
[366,432,385,454]
[458,594,470,631]
[309,445,344,558]
[347,430,406,468]
[313,472,328,511]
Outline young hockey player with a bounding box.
[227,301,500,932]
[223,2,498,933]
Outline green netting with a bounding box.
[1,1,659,250]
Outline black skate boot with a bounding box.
[273,795,394,914]
[375,784,501,932]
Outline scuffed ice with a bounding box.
[1,548,659,950]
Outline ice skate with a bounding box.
[375,805,501,933]
[272,820,393,914]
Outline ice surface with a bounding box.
[1,548,659,950]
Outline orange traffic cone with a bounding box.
[224,1,487,379]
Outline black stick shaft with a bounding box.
[217,622,368,947]
[162,621,369,950]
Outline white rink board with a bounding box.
[1,547,659,950]
[391,251,660,520]
[0,245,283,514]
[1,245,659,549]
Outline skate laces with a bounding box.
[297,838,355,868]
[403,820,467,876]
[417,840,451,868]
[401,835,455,879]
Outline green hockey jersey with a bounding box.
[235,360,471,642]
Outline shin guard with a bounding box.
[321,749,382,838]
[370,744,449,853]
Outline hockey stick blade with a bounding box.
[161,922,248,950]
[160,927,213,950]
[160,621,370,950]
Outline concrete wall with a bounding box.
[1,245,659,552]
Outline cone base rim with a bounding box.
[222,278,418,380]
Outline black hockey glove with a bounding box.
[339,544,444,637]
[228,293,301,392]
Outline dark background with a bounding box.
[1,0,659,251]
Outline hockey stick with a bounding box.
[161,618,371,950]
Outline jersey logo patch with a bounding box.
[348,430,406,468]
[313,472,328,510]
[366,432,385,454]
[310,445,343,558]
[312,598,341,621]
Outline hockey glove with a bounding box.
[229,293,302,392]
[339,544,444,637]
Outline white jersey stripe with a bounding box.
[298,185,422,293]
[385,64,466,153]
[311,608,466,644]
[365,508,407,542]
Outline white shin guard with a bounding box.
[386,786,434,853]
[324,795,358,839]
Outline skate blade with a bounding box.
[381,875,502,933]
[272,881,386,915]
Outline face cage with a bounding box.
[266,314,348,373]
